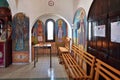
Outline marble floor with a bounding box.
[0,55,68,80]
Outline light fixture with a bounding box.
[48,0,54,6]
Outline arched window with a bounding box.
[45,19,55,42]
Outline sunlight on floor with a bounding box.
[0,55,68,80]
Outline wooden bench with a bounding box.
[94,59,120,80]
[58,37,71,63]
[58,37,71,53]
[62,53,87,79]
[62,44,95,80]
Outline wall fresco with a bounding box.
[32,20,44,45]
[12,13,29,63]
[73,8,87,49]
[55,19,68,42]
[12,13,29,51]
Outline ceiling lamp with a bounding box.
[48,0,54,6]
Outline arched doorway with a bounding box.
[30,13,72,62]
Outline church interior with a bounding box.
[0,0,120,80]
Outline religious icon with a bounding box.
[12,13,29,51]
[58,19,63,42]
[77,9,85,48]
[37,20,43,43]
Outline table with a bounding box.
[33,43,52,68]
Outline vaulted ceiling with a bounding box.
[5,0,93,28]
[7,0,93,16]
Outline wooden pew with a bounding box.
[62,53,87,79]
[62,44,95,80]
[58,37,71,63]
[94,59,120,80]
[58,37,71,53]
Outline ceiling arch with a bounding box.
[7,0,17,15]
[32,13,72,38]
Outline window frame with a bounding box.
[45,19,55,42]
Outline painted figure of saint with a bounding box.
[37,20,43,43]
[77,9,85,48]
[58,20,63,42]
[15,14,24,50]
[12,13,29,51]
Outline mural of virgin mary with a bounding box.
[77,9,86,48]
[73,8,87,49]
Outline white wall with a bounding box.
[8,0,74,62]
[7,0,17,15]
[8,0,93,39]
[8,0,74,35]
[8,0,93,62]
[9,0,74,28]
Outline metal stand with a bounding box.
[34,44,52,68]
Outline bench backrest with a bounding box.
[72,44,95,79]
[64,37,71,51]
[94,59,120,80]
[71,44,120,80]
